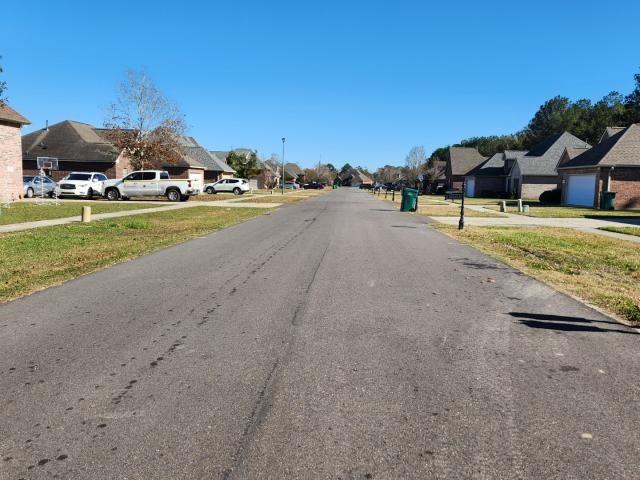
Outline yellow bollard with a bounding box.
[81,206,91,223]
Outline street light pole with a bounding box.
[281,137,286,195]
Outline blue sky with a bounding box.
[2,0,639,171]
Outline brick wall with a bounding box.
[611,167,640,209]
[0,121,25,202]
[521,175,559,200]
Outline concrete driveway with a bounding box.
[0,188,638,479]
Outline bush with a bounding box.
[539,189,561,204]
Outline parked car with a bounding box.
[23,175,56,198]
[103,170,200,202]
[279,181,300,190]
[55,172,108,199]
[302,181,324,190]
[203,178,251,195]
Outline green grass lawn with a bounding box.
[191,193,246,201]
[436,225,640,325]
[0,202,158,225]
[599,226,640,237]
[0,206,269,303]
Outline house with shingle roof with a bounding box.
[0,102,30,201]
[445,147,487,191]
[22,120,132,181]
[465,150,527,197]
[506,132,589,199]
[557,124,640,208]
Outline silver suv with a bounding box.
[204,178,251,195]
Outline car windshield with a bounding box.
[67,174,92,181]
[23,176,34,182]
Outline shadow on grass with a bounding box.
[510,312,636,334]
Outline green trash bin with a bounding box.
[332,184,338,189]
[400,188,419,212]
[600,191,616,210]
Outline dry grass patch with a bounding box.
[417,206,505,218]
[0,206,269,303]
[237,195,305,204]
[0,202,157,225]
[436,225,640,324]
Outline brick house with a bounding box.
[22,120,132,180]
[0,103,30,202]
[207,151,238,182]
[445,147,487,191]
[557,124,640,209]
[506,132,589,199]
[465,150,527,197]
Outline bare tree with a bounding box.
[265,154,282,188]
[104,69,186,170]
[405,145,427,184]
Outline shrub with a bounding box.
[539,189,561,204]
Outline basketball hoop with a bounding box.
[36,157,60,206]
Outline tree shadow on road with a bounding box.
[509,312,637,335]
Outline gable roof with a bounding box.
[599,126,625,143]
[207,151,237,173]
[470,153,505,177]
[0,102,30,126]
[559,124,640,169]
[517,132,589,176]
[448,147,487,176]
[284,163,304,176]
[23,120,120,163]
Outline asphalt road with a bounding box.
[1,189,639,480]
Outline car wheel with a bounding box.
[166,189,181,202]
[86,188,94,199]
[105,188,120,201]
[205,186,215,194]
[26,187,34,198]
[233,187,241,195]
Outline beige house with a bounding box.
[0,102,30,202]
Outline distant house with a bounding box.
[207,151,237,181]
[507,132,589,199]
[557,124,640,208]
[0,102,30,201]
[445,147,487,191]
[168,136,209,190]
[283,163,305,183]
[251,158,277,189]
[423,159,447,193]
[337,169,373,187]
[22,120,132,181]
[465,150,527,197]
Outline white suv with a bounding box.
[204,178,251,195]
[56,172,108,198]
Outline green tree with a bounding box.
[326,163,337,173]
[340,163,353,174]
[0,56,7,101]
[622,69,640,124]
[226,151,260,179]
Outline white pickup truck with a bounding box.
[102,170,201,202]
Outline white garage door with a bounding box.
[465,177,476,197]
[566,174,596,207]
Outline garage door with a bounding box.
[465,177,476,197]
[566,174,596,207]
